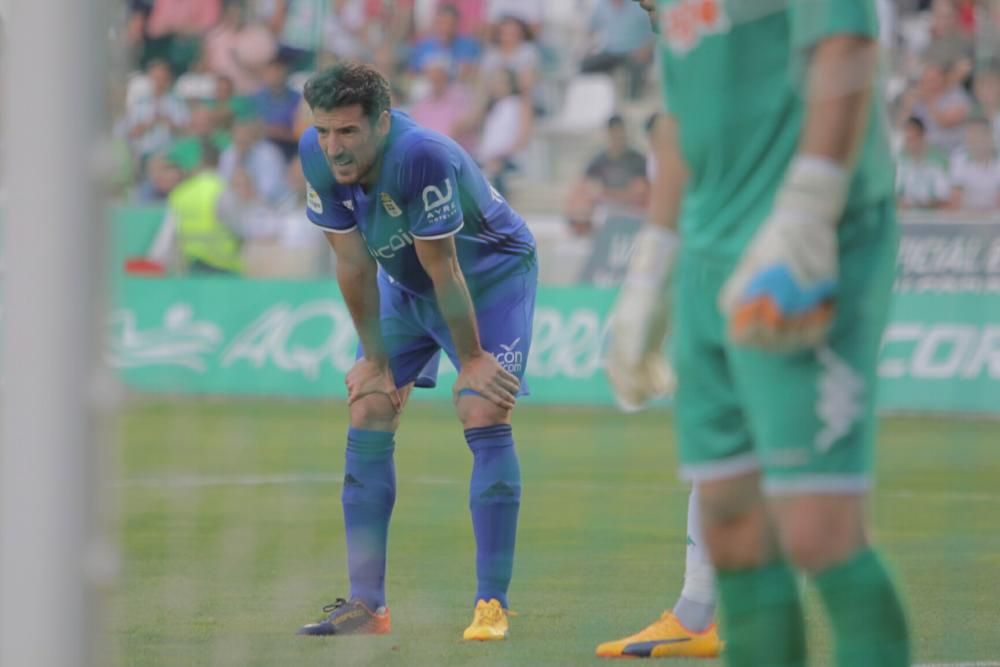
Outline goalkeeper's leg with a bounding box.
[672,484,716,632]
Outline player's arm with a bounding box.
[326,229,388,364]
[403,140,519,409]
[799,34,880,178]
[720,3,880,350]
[414,236,519,410]
[605,112,688,412]
[325,228,402,410]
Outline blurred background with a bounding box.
[2,1,1000,666]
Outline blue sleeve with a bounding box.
[400,139,464,239]
[298,129,357,233]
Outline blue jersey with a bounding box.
[299,110,536,301]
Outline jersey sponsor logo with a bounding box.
[367,228,415,260]
[306,183,323,214]
[342,199,354,211]
[815,347,864,453]
[422,179,459,225]
[380,192,403,217]
[493,337,524,374]
[659,0,730,55]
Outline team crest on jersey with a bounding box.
[342,199,354,211]
[380,192,403,217]
[659,0,730,55]
[306,183,323,214]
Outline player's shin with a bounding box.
[674,484,716,632]
[342,428,397,610]
[465,424,521,609]
[812,548,910,667]
[716,560,806,667]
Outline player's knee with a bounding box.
[456,395,511,429]
[773,495,867,573]
[349,394,400,431]
[698,474,774,569]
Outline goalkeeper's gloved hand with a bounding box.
[719,156,849,351]
[605,225,678,413]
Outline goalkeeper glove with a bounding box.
[605,225,678,413]
[719,156,849,351]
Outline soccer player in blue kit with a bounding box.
[295,63,536,641]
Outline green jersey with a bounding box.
[654,0,894,260]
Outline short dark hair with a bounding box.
[303,63,392,123]
[607,114,625,130]
[905,116,926,134]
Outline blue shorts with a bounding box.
[358,264,537,395]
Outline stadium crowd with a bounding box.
[112,0,1000,278]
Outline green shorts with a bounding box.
[673,200,898,495]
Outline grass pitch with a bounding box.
[116,399,1000,666]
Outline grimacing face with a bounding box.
[312,104,390,187]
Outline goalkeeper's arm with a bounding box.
[719,34,880,350]
[605,113,688,412]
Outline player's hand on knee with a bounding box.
[604,224,678,412]
[719,157,848,352]
[454,353,520,410]
[346,358,402,412]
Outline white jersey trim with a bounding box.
[679,453,760,483]
[410,221,465,241]
[310,220,357,234]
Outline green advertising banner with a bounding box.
[113,278,620,405]
[113,277,1000,414]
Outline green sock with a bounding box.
[813,548,910,667]
[716,560,806,667]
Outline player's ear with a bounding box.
[375,110,391,139]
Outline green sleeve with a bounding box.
[790,0,878,50]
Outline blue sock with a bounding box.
[465,424,521,609]
[342,428,396,609]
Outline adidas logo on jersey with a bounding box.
[659,0,730,55]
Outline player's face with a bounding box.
[313,104,390,187]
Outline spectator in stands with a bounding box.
[580,0,655,100]
[409,4,482,81]
[925,0,975,74]
[432,0,487,39]
[126,59,191,167]
[974,61,1000,146]
[897,117,952,209]
[899,61,972,153]
[263,0,329,71]
[219,109,292,208]
[322,0,370,63]
[485,0,542,35]
[466,67,533,196]
[145,0,223,75]
[219,157,328,278]
[147,139,245,275]
[480,15,540,109]
[204,2,277,95]
[564,114,648,235]
[133,151,184,203]
[949,116,1000,210]
[253,55,301,160]
[408,56,474,146]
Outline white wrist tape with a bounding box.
[776,155,850,228]
[623,225,679,289]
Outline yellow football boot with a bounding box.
[462,598,510,641]
[596,611,722,658]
